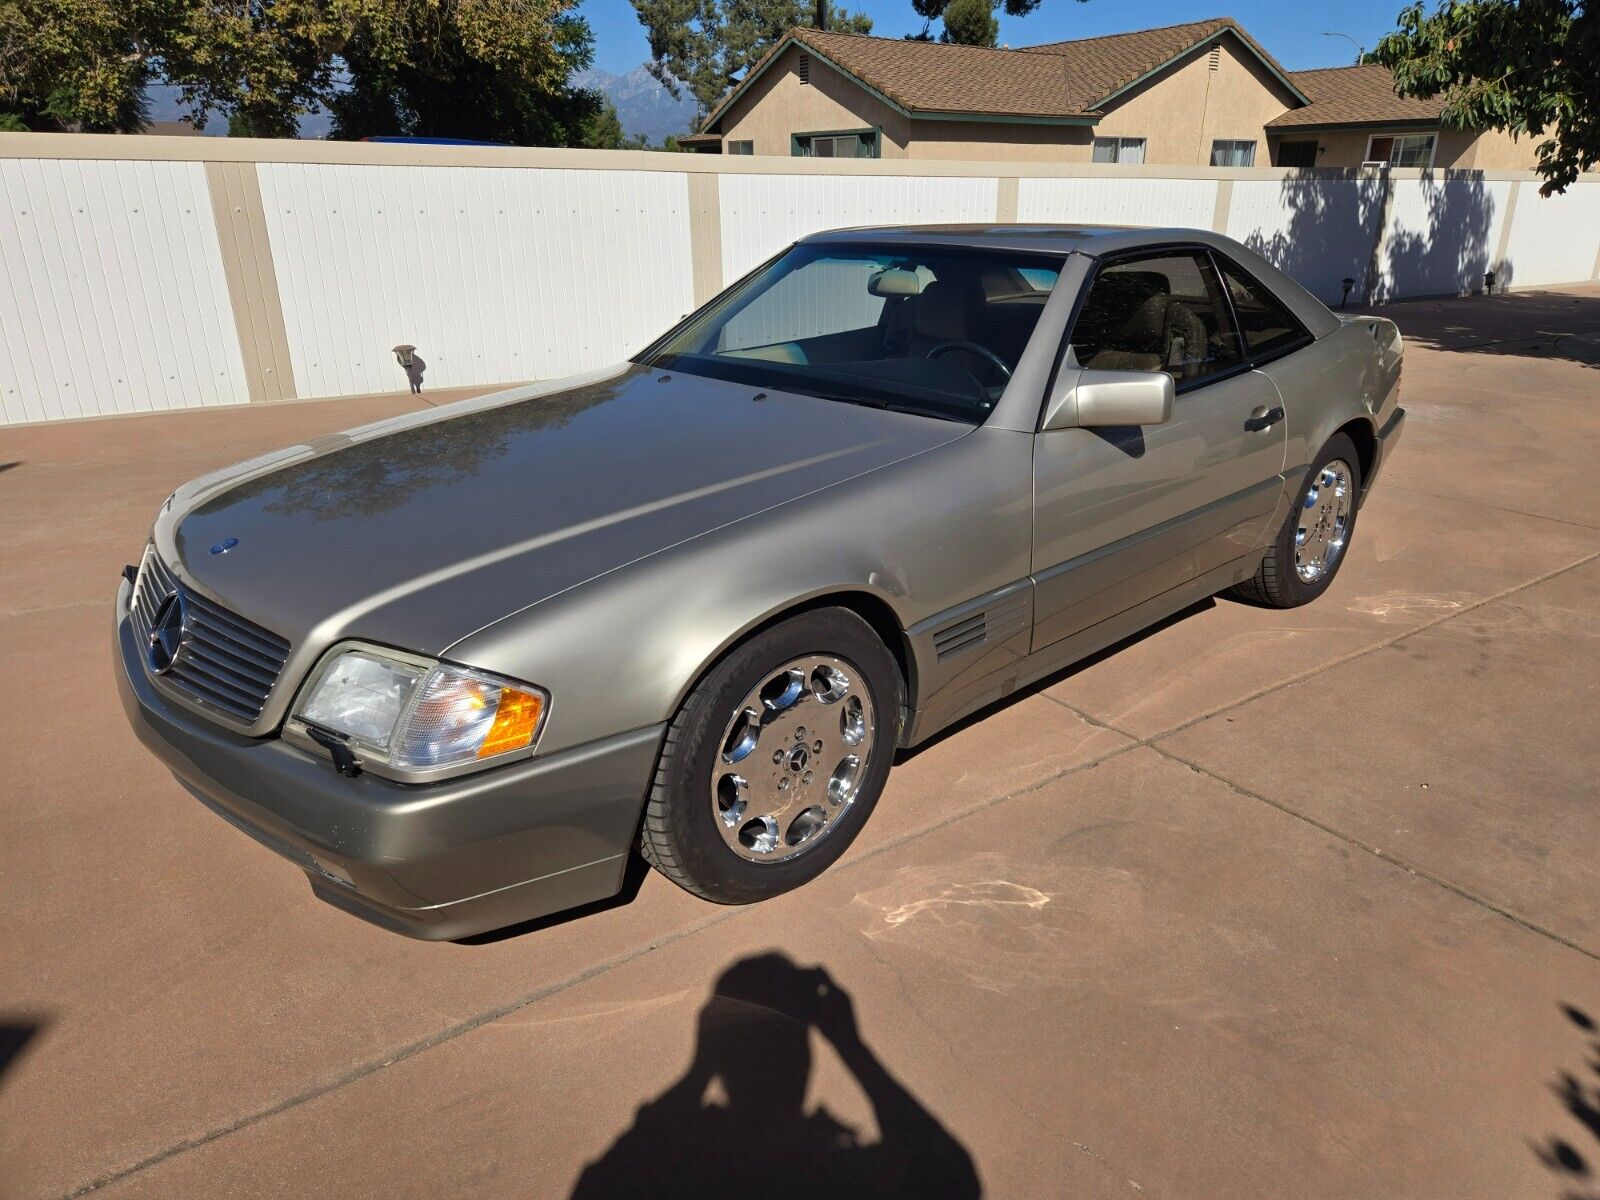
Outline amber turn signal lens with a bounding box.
[478,688,544,757]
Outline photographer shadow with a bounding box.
[570,952,981,1199]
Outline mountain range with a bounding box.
[575,65,700,145]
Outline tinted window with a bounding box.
[1216,260,1311,362]
[1070,253,1242,385]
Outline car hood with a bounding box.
[157,364,967,655]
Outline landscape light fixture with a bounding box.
[1341,277,1356,309]
[1484,270,1497,294]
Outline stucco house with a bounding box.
[682,17,1540,171]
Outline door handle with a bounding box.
[1244,405,1284,432]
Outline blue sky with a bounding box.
[582,0,1412,76]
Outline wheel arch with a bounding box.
[1332,415,1378,496]
[669,588,917,737]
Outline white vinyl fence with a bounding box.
[2,134,1597,424]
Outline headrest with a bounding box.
[868,268,921,297]
[1120,293,1173,349]
[1093,271,1166,313]
[915,280,978,341]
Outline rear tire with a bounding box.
[1232,432,1362,608]
[639,608,903,905]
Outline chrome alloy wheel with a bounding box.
[711,654,876,864]
[1295,458,1354,583]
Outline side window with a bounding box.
[1215,258,1312,362]
[1070,252,1243,385]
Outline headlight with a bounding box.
[295,648,547,772]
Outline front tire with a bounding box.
[1232,432,1362,608]
[639,608,903,905]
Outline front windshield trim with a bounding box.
[633,241,1069,425]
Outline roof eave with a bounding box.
[910,110,1099,126]
[1267,117,1444,133]
[1092,26,1311,112]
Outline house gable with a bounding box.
[1090,31,1306,165]
[715,42,911,157]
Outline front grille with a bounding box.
[130,549,291,724]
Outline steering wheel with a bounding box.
[926,340,1012,381]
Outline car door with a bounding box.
[1030,248,1289,651]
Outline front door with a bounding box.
[1031,249,1288,650]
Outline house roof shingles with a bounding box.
[1020,17,1300,109]
[1268,64,1446,129]
[701,19,1430,137]
[703,17,1302,131]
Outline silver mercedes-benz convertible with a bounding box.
[117,224,1404,939]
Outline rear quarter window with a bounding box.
[1216,258,1313,362]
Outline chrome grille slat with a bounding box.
[184,596,290,660]
[181,640,278,690]
[132,547,290,725]
[170,660,260,705]
[185,611,289,668]
[169,665,265,715]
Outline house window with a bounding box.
[727,140,753,155]
[1210,139,1256,167]
[1276,140,1318,168]
[1365,133,1436,167]
[1092,136,1146,164]
[794,130,878,158]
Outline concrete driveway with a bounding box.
[3,288,1598,1200]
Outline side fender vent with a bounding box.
[933,592,1027,662]
[934,613,987,662]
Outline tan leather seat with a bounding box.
[1079,272,1210,376]
[907,280,982,357]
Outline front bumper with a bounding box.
[116,579,664,939]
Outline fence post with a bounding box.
[1491,180,1521,292]
[204,161,297,403]
[687,172,724,305]
[1210,178,1233,234]
[996,176,1019,223]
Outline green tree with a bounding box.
[939,0,997,46]
[909,0,1057,47]
[1375,0,1598,194]
[582,99,626,148]
[1,0,601,144]
[633,0,871,119]
[160,0,347,138]
[0,0,164,131]
[329,0,600,144]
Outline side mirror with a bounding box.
[1042,369,1174,431]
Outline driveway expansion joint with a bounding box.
[1039,550,1600,965]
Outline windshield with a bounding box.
[641,243,1064,424]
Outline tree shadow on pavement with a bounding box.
[569,952,982,1199]
[1533,1004,1600,1199]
